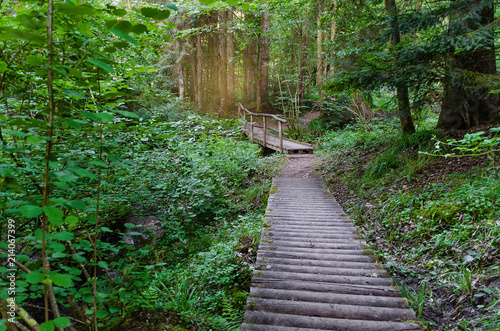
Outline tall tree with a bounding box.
[438,0,498,130]
[385,0,415,135]
[228,10,236,107]
[257,2,271,112]
[219,10,228,115]
[317,2,323,99]
[197,31,203,109]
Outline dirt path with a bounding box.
[276,155,320,178]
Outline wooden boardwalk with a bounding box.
[241,178,421,331]
[243,125,313,154]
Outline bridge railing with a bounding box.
[238,103,287,152]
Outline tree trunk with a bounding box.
[328,0,338,77]
[257,3,270,112]
[228,11,236,108]
[438,0,498,130]
[317,4,323,115]
[178,62,185,98]
[298,31,307,100]
[385,0,415,135]
[197,33,203,109]
[219,11,228,116]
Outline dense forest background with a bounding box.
[1,0,499,330]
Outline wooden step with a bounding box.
[242,312,421,330]
[242,178,421,330]
[249,288,409,308]
[251,279,402,297]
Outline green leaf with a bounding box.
[73,167,96,179]
[97,261,108,268]
[49,272,74,288]
[0,167,13,177]
[140,7,170,20]
[64,118,83,129]
[26,272,45,284]
[95,112,115,123]
[124,223,137,228]
[53,317,71,328]
[67,200,86,210]
[52,231,74,241]
[26,55,45,66]
[63,88,86,99]
[4,129,29,137]
[91,159,109,168]
[44,206,64,226]
[0,61,7,73]
[72,253,86,262]
[131,24,148,34]
[19,205,43,218]
[55,3,96,15]
[166,4,178,11]
[85,59,115,73]
[96,310,109,318]
[114,20,133,33]
[140,7,158,18]
[48,241,66,253]
[52,252,67,258]
[116,110,140,119]
[111,28,138,45]
[26,135,43,144]
[113,9,127,17]
[40,320,55,331]
[105,19,118,30]
[65,215,79,225]
[54,181,70,190]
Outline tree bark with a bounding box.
[438,0,498,130]
[228,11,236,108]
[219,10,228,116]
[257,3,270,112]
[244,14,256,104]
[385,0,415,135]
[298,31,307,101]
[317,4,323,115]
[328,0,338,77]
[197,32,203,109]
[178,62,185,98]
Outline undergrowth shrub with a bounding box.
[317,117,500,330]
[1,112,283,330]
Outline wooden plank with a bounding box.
[248,287,410,308]
[242,312,421,331]
[242,178,421,330]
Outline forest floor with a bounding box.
[318,139,500,330]
[276,154,320,178]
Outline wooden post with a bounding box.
[250,115,254,142]
[263,116,267,148]
[239,105,244,132]
[278,121,283,153]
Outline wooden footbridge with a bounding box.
[241,178,422,330]
[238,104,313,154]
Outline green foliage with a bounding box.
[324,0,499,133]
[424,127,500,173]
[0,1,284,329]
[318,114,500,330]
[150,213,265,329]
